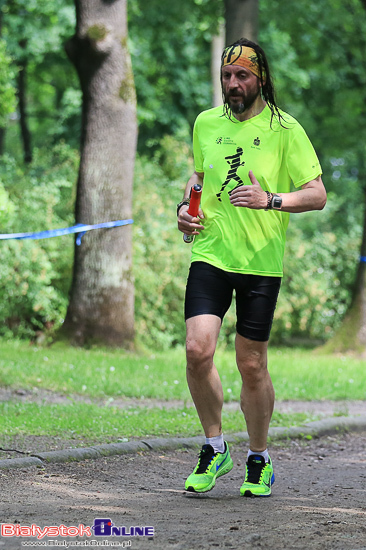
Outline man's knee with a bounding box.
[236,346,268,387]
[186,315,221,375]
[186,337,215,375]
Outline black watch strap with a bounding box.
[177,199,190,216]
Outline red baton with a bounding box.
[183,184,202,243]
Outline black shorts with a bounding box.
[185,261,281,342]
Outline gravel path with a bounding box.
[1,430,366,549]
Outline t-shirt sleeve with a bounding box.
[193,118,204,173]
[286,126,322,188]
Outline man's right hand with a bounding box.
[177,205,205,237]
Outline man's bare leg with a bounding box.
[186,314,223,437]
[235,334,275,496]
[235,334,274,451]
[185,314,234,493]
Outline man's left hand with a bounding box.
[229,170,267,209]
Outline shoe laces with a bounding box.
[196,444,216,474]
[245,455,266,484]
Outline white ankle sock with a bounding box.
[247,448,269,463]
[205,434,225,453]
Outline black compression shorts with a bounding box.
[185,261,281,342]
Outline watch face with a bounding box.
[273,196,282,209]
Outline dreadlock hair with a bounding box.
[221,37,287,128]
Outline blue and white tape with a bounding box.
[0,219,134,246]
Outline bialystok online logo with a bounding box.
[1,519,154,540]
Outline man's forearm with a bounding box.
[182,171,204,200]
[276,176,327,213]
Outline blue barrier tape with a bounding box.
[360,256,366,263]
[0,219,134,246]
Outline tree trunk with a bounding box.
[323,156,366,355]
[62,0,137,347]
[224,0,259,45]
[321,0,366,355]
[0,10,5,155]
[17,40,32,163]
[211,23,225,107]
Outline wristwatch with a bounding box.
[271,194,282,210]
[177,199,190,216]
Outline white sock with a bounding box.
[247,448,269,463]
[205,434,225,453]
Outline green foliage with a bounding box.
[273,219,359,343]
[1,0,75,61]
[0,0,364,348]
[0,181,14,224]
[0,39,16,126]
[260,0,366,160]
[133,137,194,349]
[0,143,78,337]
[1,0,79,151]
[0,240,66,337]
[129,0,222,150]
[132,138,362,348]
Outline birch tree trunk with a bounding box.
[63,0,137,347]
[211,23,225,107]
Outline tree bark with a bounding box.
[211,23,225,107]
[62,0,137,347]
[323,156,366,355]
[224,0,259,45]
[0,9,5,155]
[17,40,32,163]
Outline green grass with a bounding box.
[0,339,365,442]
[0,401,318,443]
[0,340,365,401]
[0,340,190,400]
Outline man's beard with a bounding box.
[224,89,259,115]
[230,101,245,114]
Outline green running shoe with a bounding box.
[240,454,275,497]
[185,442,233,493]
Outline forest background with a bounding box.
[0,0,365,351]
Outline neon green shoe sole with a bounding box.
[185,442,233,493]
[240,454,275,497]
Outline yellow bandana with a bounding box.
[222,45,261,79]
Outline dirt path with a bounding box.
[1,430,366,550]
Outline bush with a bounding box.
[0,143,78,337]
[133,136,194,349]
[0,137,362,349]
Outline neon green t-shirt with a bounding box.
[191,105,322,276]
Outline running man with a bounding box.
[177,38,326,496]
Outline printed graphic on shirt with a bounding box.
[216,136,236,146]
[216,147,245,202]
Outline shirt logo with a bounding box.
[253,137,260,146]
[216,136,236,146]
[217,147,245,202]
